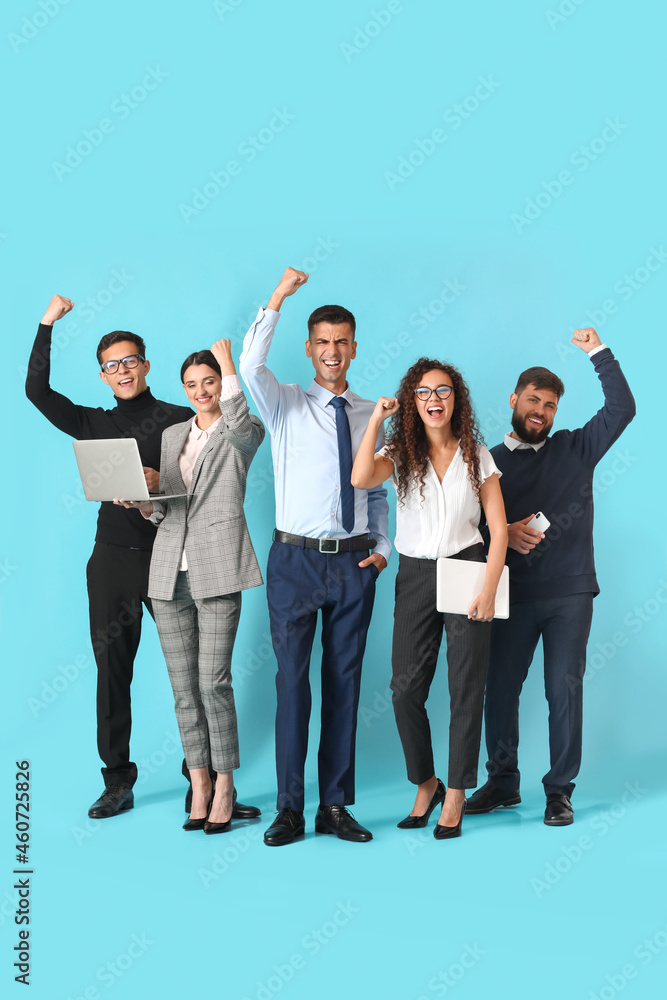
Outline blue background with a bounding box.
[3,1,666,997]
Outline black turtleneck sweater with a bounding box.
[26,323,193,551]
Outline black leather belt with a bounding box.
[273,530,376,553]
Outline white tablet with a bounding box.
[436,557,510,619]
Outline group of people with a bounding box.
[26,266,635,845]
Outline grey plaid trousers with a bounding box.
[152,570,241,773]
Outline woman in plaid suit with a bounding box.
[116,340,264,833]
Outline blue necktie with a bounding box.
[330,396,355,534]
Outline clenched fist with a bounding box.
[571,327,602,354]
[372,396,400,424]
[211,338,236,377]
[41,295,74,326]
[267,267,309,312]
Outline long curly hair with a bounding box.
[385,357,485,503]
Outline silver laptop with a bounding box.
[436,558,510,619]
[73,438,187,502]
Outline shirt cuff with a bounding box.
[588,343,608,358]
[148,500,165,525]
[220,374,242,400]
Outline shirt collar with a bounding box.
[503,432,546,453]
[306,379,355,410]
[191,411,222,440]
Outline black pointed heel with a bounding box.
[433,800,466,840]
[397,778,446,829]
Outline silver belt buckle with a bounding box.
[318,538,339,554]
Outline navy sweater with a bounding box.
[490,348,635,602]
[26,323,193,551]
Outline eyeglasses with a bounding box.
[414,385,453,401]
[100,354,145,374]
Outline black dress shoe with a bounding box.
[230,788,261,820]
[397,779,446,829]
[263,808,306,846]
[315,805,372,842]
[185,784,261,818]
[434,800,466,840]
[88,785,134,819]
[465,781,521,814]
[544,793,573,826]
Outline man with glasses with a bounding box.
[240,267,391,845]
[26,295,194,818]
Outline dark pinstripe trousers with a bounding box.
[152,570,241,773]
[391,546,491,789]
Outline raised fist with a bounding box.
[571,327,602,354]
[373,396,400,423]
[210,338,236,377]
[41,295,74,326]
[277,267,308,297]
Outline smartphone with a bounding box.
[527,511,551,533]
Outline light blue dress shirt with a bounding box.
[239,307,391,563]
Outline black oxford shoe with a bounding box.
[263,808,306,846]
[465,781,521,814]
[544,793,573,826]
[88,785,134,819]
[315,805,372,842]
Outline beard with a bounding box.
[511,409,551,444]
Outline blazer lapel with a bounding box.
[162,422,190,494]
[188,430,221,500]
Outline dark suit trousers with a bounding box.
[266,541,378,811]
[86,542,154,788]
[391,547,491,790]
[484,593,594,797]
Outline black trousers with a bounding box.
[86,542,154,788]
[391,546,491,790]
[484,593,594,798]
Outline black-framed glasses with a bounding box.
[414,384,453,401]
[100,354,145,374]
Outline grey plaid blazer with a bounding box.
[147,391,265,601]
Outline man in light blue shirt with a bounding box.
[240,266,390,845]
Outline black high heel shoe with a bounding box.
[183,793,213,831]
[433,799,466,840]
[397,778,446,829]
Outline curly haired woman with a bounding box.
[352,358,507,839]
